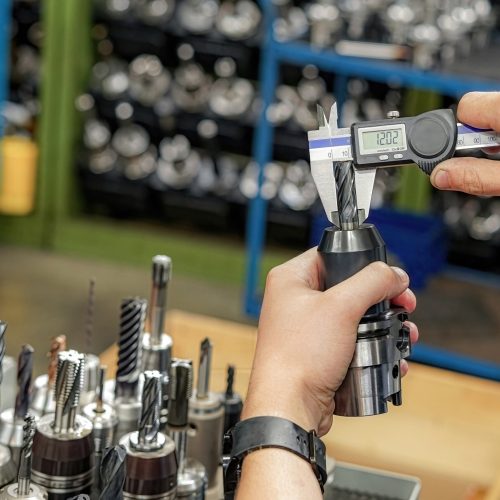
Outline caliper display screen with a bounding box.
[358,124,407,154]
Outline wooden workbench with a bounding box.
[100,310,500,500]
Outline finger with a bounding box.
[431,157,500,195]
[401,360,409,377]
[266,247,322,291]
[392,288,416,312]
[326,262,409,319]
[406,321,419,345]
[457,92,500,132]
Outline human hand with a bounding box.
[242,248,418,437]
[431,91,500,195]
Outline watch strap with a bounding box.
[223,416,327,499]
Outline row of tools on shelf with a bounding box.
[97,0,498,69]
[0,255,242,499]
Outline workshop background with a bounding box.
[0,0,500,498]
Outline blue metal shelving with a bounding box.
[245,1,500,380]
[0,0,11,138]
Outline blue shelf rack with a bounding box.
[0,0,11,138]
[245,0,500,380]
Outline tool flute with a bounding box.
[168,359,206,499]
[0,323,16,489]
[98,445,126,500]
[0,414,48,500]
[187,338,224,490]
[120,371,177,499]
[31,336,67,416]
[31,351,94,499]
[114,298,146,441]
[0,345,35,465]
[142,256,173,427]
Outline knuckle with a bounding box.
[459,167,486,195]
[265,265,282,289]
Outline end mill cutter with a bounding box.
[114,297,147,442]
[168,359,207,500]
[98,445,126,500]
[31,336,67,416]
[120,371,177,499]
[142,256,174,426]
[0,345,35,466]
[187,338,224,490]
[310,104,411,417]
[31,350,95,499]
[220,365,242,435]
[0,414,48,500]
[82,366,118,496]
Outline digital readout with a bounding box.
[359,124,407,155]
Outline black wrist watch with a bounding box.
[222,416,327,500]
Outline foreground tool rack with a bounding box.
[100,310,500,500]
[0,0,499,378]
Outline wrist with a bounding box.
[242,369,330,434]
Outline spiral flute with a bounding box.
[334,160,359,229]
[137,371,161,450]
[0,322,6,386]
[17,414,36,496]
[98,445,126,500]
[115,298,146,399]
[15,345,34,420]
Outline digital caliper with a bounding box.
[308,105,500,224]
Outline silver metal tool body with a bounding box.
[0,414,48,500]
[168,360,206,500]
[187,339,224,490]
[120,371,177,500]
[31,351,95,500]
[82,367,118,496]
[310,105,413,417]
[0,323,16,489]
[142,256,173,427]
[0,345,35,465]
[114,298,147,442]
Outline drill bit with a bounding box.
[148,255,171,343]
[0,322,6,387]
[14,345,34,420]
[225,365,235,399]
[137,371,161,449]
[85,278,96,353]
[197,338,212,399]
[98,445,126,500]
[48,335,67,388]
[334,160,359,229]
[222,364,243,438]
[17,414,36,496]
[115,298,146,399]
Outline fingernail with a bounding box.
[392,267,409,282]
[433,170,450,189]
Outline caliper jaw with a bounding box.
[309,103,377,225]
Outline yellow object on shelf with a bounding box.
[0,136,38,215]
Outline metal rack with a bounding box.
[245,0,500,379]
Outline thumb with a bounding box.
[324,261,409,320]
[431,157,500,196]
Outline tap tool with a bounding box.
[82,366,117,496]
[0,345,35,465]
[168,359,206,499]
[114,297,147,442]
[187,338,224,490]
[98,445,126,500]
[0,323,17,488]
[0,414,47,500]
[31,350,94,499]
[309,103,500,416]
[120,371,177,499]
[31,336,67,416]
[142,256,173,428]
